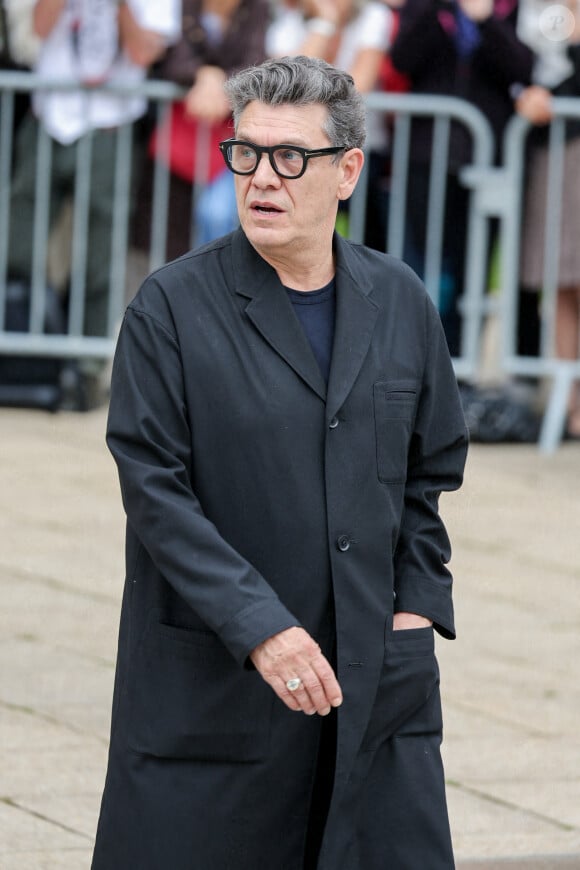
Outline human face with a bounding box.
[232,101,359,264]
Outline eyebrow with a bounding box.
[235,134,310,147]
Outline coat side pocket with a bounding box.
[128,621,273,762]
[361,627,440,752]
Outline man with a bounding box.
[92,56,468,869]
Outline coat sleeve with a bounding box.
[393,294,468,638]
[106,294,300,664]
[157,0,268,86]
[390,0,447,77]
[476,9,534,91]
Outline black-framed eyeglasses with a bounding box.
[218,139,347,179]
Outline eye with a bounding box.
[277,148,302,162]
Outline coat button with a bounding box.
[337,534,350,552]
[329,416,339,429]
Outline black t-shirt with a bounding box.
[285,279,336,384]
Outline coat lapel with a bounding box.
[326,235,379,422]
[232,231,327,401]
[231,231,379,410]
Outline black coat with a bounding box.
[92,230,468,869]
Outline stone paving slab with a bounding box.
[1,406,579,867]
[459,858,580,869]
[0,800,90,854]
[438,442,580,866]
[0,849,94,870]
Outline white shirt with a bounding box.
[517,0,573,88]
[266,2,393,150]
[33,0,181,144]
[266,3,392,72]
[4,0,41,67]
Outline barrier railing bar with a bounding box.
[108,122,133,336]
[0,70,186,101]
[69,131,92,336]
[424,116,450,308]
[500,102,580,451]
[150,100,172,272]
[387,112,411,260]
[346,143,368,244]
[540,117,566,359]
[191,121,211,250]
[498,113,528,367]
[0,89,14,330]
[363,91,494,155]
[30,124,52,334]
[459,192,491,374]
[0,332,116,357]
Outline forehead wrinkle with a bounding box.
[236,129,310,148]
[236,102,329,148]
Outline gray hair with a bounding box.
[224,56,366,150]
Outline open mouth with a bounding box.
[253,205,282,214]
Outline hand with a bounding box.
[303,0,341,26]
[393,611,433,630]
[515,85,553,126]
[184,66,231,123]
[250,626,343,716]
[456,0,493,22]
[118,5,168,69]
[33,0,67,38]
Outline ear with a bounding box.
[337,148,365,201]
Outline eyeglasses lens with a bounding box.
[271,148,304,177]
[229,143,258,173]
[228,144,305,178]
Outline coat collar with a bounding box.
[231,230,379,418]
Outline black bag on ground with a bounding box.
[0,281,67,411]
[460,383,541,444]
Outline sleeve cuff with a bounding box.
[394,576,455,639]
[217,598,302,665]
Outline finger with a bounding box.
[297,672,332,716]
[286,657,342,716]
[308,652,343,706]
[298,666,342,716]
[271,675,304,712]
[315,661,343,708]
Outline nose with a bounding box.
[251,152,281,187]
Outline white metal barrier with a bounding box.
[350,91,496,384]
[0,71,186,365]
[1,72,579,450]
[498,100,580,452]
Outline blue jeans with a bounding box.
[194,169,238,247]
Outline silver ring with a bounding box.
[286,677,302,692]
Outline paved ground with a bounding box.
[1,406,579,869]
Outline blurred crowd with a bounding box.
[1,0,580,432]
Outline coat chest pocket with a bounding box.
[373,380,418,484]
[128,621,273,762]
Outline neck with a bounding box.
[254,239,336,292]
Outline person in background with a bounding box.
[1,0,40,69]
[516,0,580,437]
[266,0,394,236]
[91,55,468,870]
[0,0,39,131]
[135,0,269,261]
[364,0,411,250]
[5,0,180,407]
[390,0,534,356]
